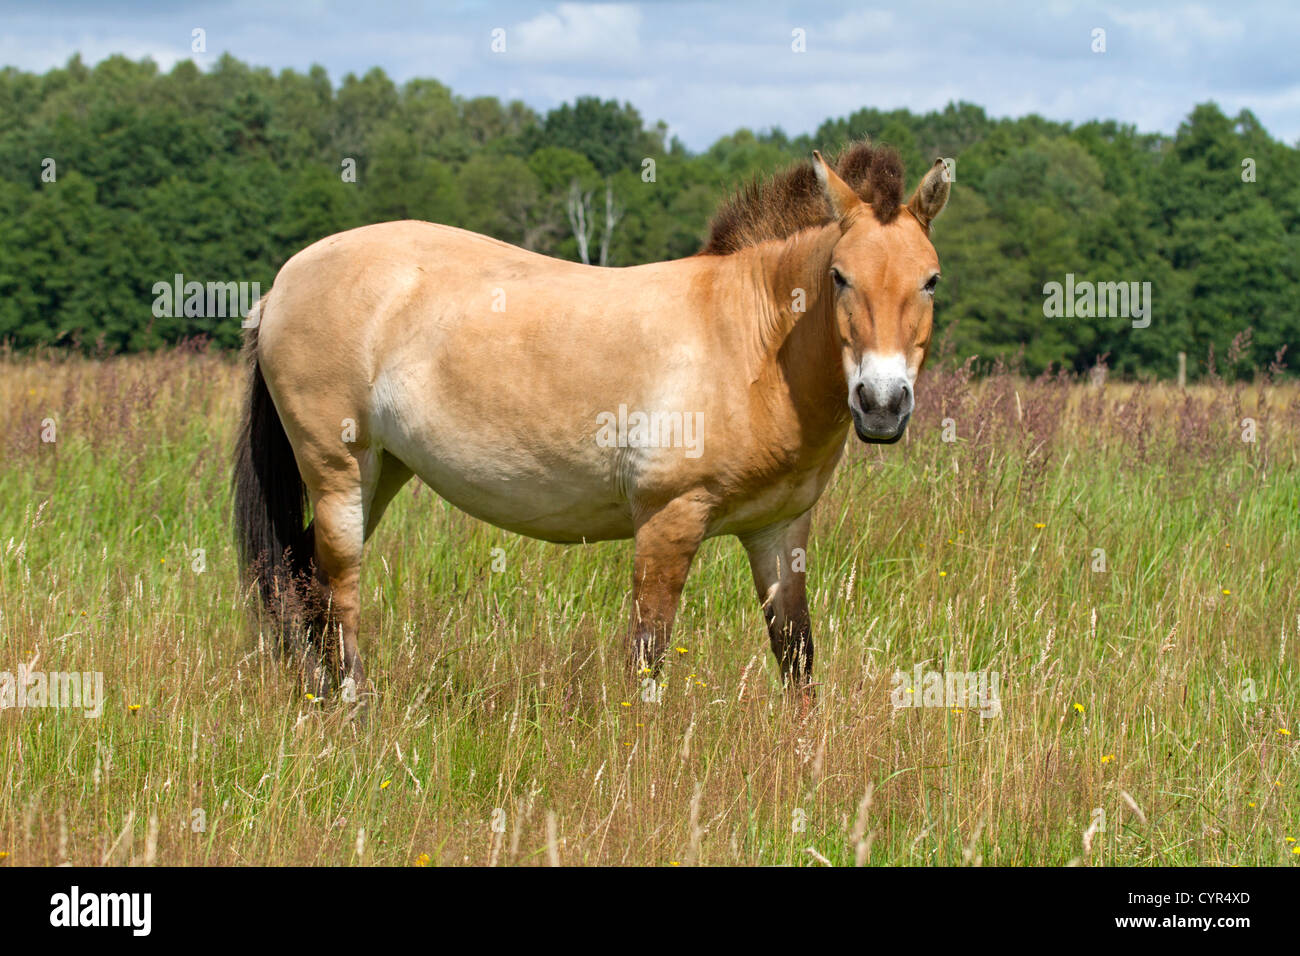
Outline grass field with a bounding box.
[1,346,1297,866]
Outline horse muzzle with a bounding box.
[850,378,913,444]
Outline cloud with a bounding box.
[512,3,642,62]
[1109,3,1246,56]
[826,9,896,45]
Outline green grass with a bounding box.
[0,348,1296,866]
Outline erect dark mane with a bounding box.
[699,141,905,256]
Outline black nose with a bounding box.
[887,382,909,415]
[851,377,913,443]
[855,380,912,416]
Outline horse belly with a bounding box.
[421,461,633,543]
[371,377,633,543]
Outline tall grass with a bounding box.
[0,344,1296,866]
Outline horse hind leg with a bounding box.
[307,485,367,701]
[303,447,412,704]
[272,434,407,717]
[292,438,387,691]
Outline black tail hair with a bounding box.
[233,304,316,625]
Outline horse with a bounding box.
[233,141,950,703]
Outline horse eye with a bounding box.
[923,274,940,294]
[831,267,848,290]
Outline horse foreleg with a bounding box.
[627,496,709,679]
[741,511,815,704]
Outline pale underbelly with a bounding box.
[432,479,635,543]
[400,443,830,545]
[383,430,634,543]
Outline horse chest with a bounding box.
[707,457,838,537]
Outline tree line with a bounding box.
[1,53,1296,378]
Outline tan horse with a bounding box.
[233,142,950,702]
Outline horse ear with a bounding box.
[907,158,951,229]
[812,150,861,219]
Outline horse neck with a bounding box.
[744,224,850,447]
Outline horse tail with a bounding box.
[233,296,315,621]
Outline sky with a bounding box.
[2,1,1297,150]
